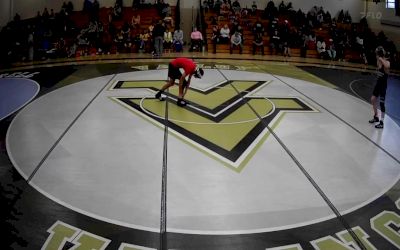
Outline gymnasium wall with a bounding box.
[366,1,400,48]
[2,0,176,24]
[2,0,365,26]
[0,0,11,29]
[209,0,364,22]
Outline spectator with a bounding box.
[264,0,277,20]
[131,14,141,29]
[61,2,68,14]
[190,27,203,52]
[251,1,257,16]
[268,17,279,36]
[228,10,237,24]
[42,8,50,20]
[316,11,324,26]
[307,31,316,50]
[232,0,241,14]
[83,0,92,13]
[55,37,67,58]
[49,9,55,19]
[122,23,132,52]
[152,19,166,57]
[161,2,171,18]
[231,19,240,34]
[35,11,42,23]
[325,11,332,24]
[335,35,345,61]
[203,0,209,12]
[316,37,327,59]
[270,29,281,55]
[220,24,230,43]
[241,5,249,18]
[211,25,220,53]
[163,15,174,28]
[108,8,113,23]
[27,29,34,61]
[220,0,231,17]
[121,22,131,41]
[253,19,264,35]
[101,29,113,55]
[139,29,151,52]
[230,31,242,54]
[114,29,125,53]
[214,0,222,15]
[327,38,336,60]
[344,11,352,24]
[252,33,264,55]
[210,15,218,25]
[91,0,100,21]
[356,34,367,64]
[113,0,123,20]
[282,33,291,57]
[66,1,74,14]
[164,28,173,51]
[207,0,215,10]
[156,0,164,13]
[173,27,184,52]
[278,1,286,14]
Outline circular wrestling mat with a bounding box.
[3,62,400,250]
[7,68,400,236]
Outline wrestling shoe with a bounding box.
[177,99,187,107]
[375,121,384,129]
[155,91,165,101]
[369,116,379,123]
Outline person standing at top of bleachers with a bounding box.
[113,0,123,20]
[232,0,241,15]
[251,1,257,16]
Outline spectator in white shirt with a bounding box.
[220,24,230,44]
[230,31,243,54]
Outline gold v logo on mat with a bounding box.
[111,80,317,172]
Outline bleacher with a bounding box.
[202,8,356,60]
[68,6,175,55]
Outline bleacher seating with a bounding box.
[68,6,175,56]
[202,9,351,59]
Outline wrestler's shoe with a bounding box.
[155,91,165,101]
[375,121,384,129]
[369,116,379,123]
[177,98,187,107]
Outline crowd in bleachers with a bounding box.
[0,0,186,65]
[0,0,399,69]
[203,0,399,68]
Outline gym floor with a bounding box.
[1,54,400,250]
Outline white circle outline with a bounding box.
[139,95,276,125]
